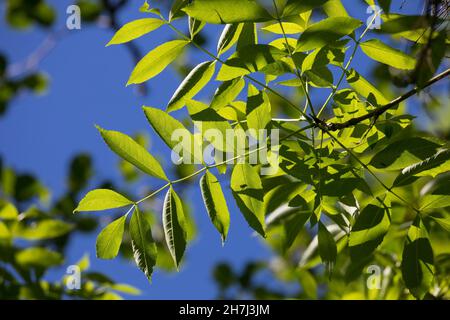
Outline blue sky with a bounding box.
[0,0,436,299]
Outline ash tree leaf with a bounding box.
[296,17,362,51]
[349,204,390,262]
[210,77,245,110]
[143,106,202,163]
[189,17,205,38]
[127,40,189,85]
[0,202,18,220]
[74,189,133,213]
[217,24,244,55]
[246,84,272,134]
[282,0,328,18]
[323,0,349,17]
[236,22,257,51]
[13,219,73,240]
[346,69,389,106]
[318,221,337,275]
[129,207,157,281]
[419,178,450,211]
[360,39,416,70]
[217,44,286,81]
[97,126,168,181]
[401,219,434,299]
[262,22,304,35]
[200,171,231,243]
[163,188,188,269]
[305,67,334,88]
[106,18,164,46]
[169,0,189,21]
[0,221,10,240]
[393,149,450,187]
[369,137,441,171]
[182,0,273,24]
[430,216,450,232]
[96,214,127,259]
[167,61,216,112]
[231,163,266,237]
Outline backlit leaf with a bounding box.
[127,40,189,85]
[74,189,133,212]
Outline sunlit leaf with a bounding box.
[182,0,273,24]
[163,188,188,268]
[200,171,230,243]
[231,164,265,236]
[167,61,216,112]
[96,215,127,259]
[296,17,362,51]
[130,207,157,281]
[127,40,189,85]
[360,39,416,70]
[74,189,133,212]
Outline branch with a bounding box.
[315,68,450,131]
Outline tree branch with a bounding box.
[314,68,450,131]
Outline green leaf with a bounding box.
[106,18,164,46]
[305,67,334,88]
[129,207,157,281]
[369,137,441,171]
[318,221,337,274]
[246,84,272,134]
[296,17,362,51]
[143,106,201,163]
[0,201,18,220]
[346,69,389,106]
[16,248,63,268]
[210,77,245,110]
[182,0,273,24]
[189,17,205,38]
[13,219,73,240]
[167,61,216,112]
[163,188,188,268]
[393,149,450,187]
[97,127,168,181]
[401,219,434,299]
[236,22,257,51]
[74,189,133,212]
[200,171,231,243]
[431,216,450,232]
[231,163,265,237]
[349,204,390,262]
[282,0,328,18]
[217,24,243,55]
[127,40,189,85]
[217,44,286,81]
[96,215,127,259]
[360,39,416,70]
[323,0,349,17]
